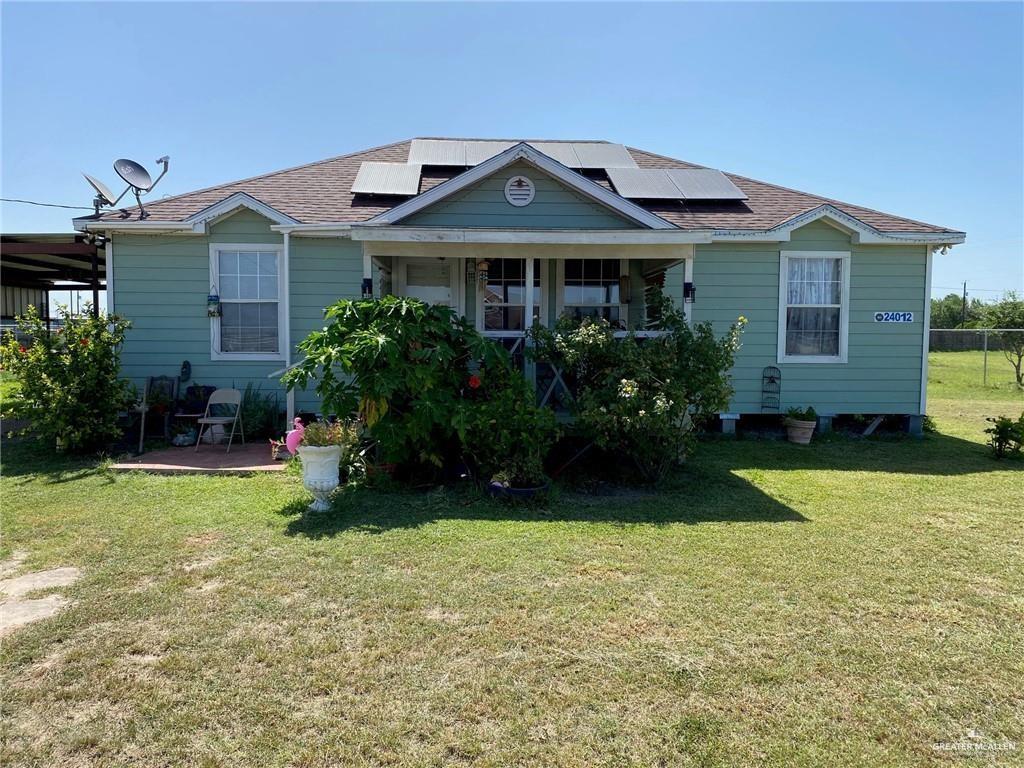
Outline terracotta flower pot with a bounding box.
[784,418,816,445]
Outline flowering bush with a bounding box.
[529,288,745,483]
[0,304,133,453]
[459,364,558,487]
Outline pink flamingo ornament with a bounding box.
[285,417,305,455]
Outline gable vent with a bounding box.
[504,175,536,207]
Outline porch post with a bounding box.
[362,250,374,299]
[283,231,295,424]
[524,257,536,387]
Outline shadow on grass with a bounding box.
[282,456,809,539]
[717,430,1011,476]
[0,437,113,485]
[280,430,1019,539]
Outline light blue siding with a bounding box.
[405,161,639,229]
[693,220,926,415]
[113,209,360,414]
[289,238,362,412]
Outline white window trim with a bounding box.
[476,257,547,337]
[555,258,629,327]
[209,242,287,362]
[777,250,850,365]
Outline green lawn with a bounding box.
[928,350,1023,442]
[1,354,1022,767]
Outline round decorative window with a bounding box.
[504,175,536,207]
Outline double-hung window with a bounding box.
[560,258,626,328]
[481,258,542,334]
[778,251,850,363]
[210,244,285,360]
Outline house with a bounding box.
[73,139,965,433]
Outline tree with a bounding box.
[0,304,134,452]
[984,292,1024,388]
[930,293,986,329]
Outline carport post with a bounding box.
[90,246,99,317]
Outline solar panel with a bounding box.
[606,168,685,199]
[408,139,466,166]
[351,162,422,195]
[526,142,580,167]
[571,143,637,169]
[666,169,747,200]
[465,140,514,165]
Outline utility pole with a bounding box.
[960,281,968,328]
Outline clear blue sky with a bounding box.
[2,1,1022,302]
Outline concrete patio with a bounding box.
[111,443,285,475]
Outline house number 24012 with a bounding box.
[874,311,914,323]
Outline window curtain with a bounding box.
[787,258,841,305]
[785,257,842,356]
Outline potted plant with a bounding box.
[487,454,551,500]
[462,371,559,500]
[784,406,817,445]
[294,419,360,512]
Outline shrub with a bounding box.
[984,413,1024,459]
[284,296,508,470]
[0,304,133,453]
[459,364,559,487]
[529,288,745,483]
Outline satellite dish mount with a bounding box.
[83,155,170,219]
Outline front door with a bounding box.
[395,257,462,311]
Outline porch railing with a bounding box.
[484,329,668,410]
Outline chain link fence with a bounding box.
[930,329,1024,387]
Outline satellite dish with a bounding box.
[82,173,117,206]
[114,158,153,191]
[83,155,169,219]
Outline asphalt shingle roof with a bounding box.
[96,138,960,234]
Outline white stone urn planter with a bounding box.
[784,418,816,445]
[297,444,342,512]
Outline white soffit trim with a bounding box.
[711,204,966,245]
[75,192,299,234]
[74,218,195,233]
[366,142,677,230]
[350,226,710,244]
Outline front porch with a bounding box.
[362,240,693,341]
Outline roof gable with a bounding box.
[366,143,675,229]
[400,160,641,230]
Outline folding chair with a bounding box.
[194,388,245,453]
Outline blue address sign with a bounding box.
[874,311,914,323]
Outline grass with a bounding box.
[0,371,21,416]
[928,350,1023,442]
[1,353,1022,767]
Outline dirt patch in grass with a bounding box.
[184,531,224,548]
[0,556,81,636]
[182,554,224,573]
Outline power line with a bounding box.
[0,197,94,210]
